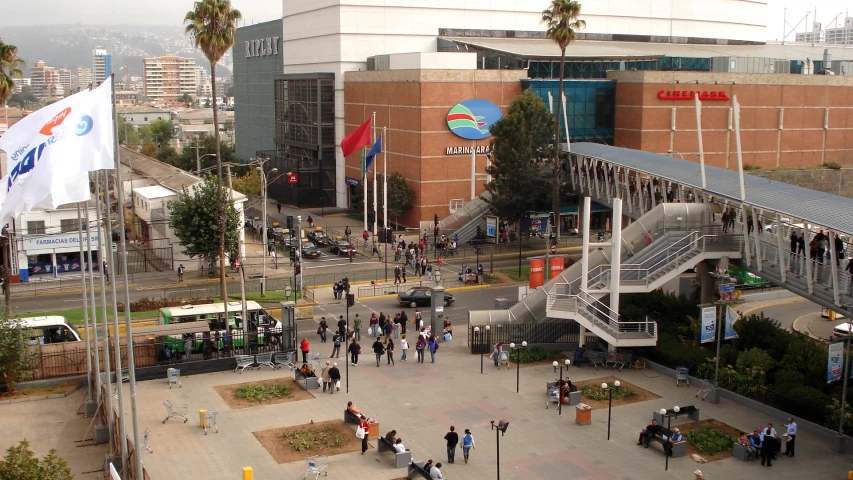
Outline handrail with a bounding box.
[619,233,742,285]
[548,289,658,339]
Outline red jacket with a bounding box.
[300,339,310,352]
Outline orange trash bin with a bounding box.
[575,404,592,426]
[529,259,545,289]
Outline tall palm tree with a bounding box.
[185,0,241,301]
[542,1,585,243]
[0,37,25,106]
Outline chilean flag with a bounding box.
[341,118,372,157]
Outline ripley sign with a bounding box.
[245,37,280,58]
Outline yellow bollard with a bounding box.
[199,409,207,428]
[242,466,253,480]
[848,470,852,480]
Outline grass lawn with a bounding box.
[217,292,301,303]
[500,266,530,282]
[16,307,161,325]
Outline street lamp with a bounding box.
[490,419,510,480]
[601,380,621,440]
[474,326,483,374]
[196,153,216,175]
[659,406,679,470]
[511,341,527,393]
[296,215,304,293]
[258,165,278,295]
[552,359,572,415]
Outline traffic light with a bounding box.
[290,249,295,261]
[476,225,483,239]
[385,228,393,244]
[294,262,301,275]
[434,214,439,227]
[379,228,388,243]
[286,215,294,230]
[346,293,355,307]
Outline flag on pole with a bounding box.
[341,118,372,157]
[700,306,716,343]
[724,306,740,340]
[364,135,382,174]
[0,81,115,227]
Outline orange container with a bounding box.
[575,405,592,425]
[549,257,565,279]
[529,259,545,289]
[368,422,380,438]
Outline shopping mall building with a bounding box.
[232,0,853,226]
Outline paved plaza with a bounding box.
[116,341,853,480]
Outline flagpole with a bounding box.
[383,126,388,230]
[362,149,367,233]
[93,170,115,457]
[75,202,95,413]
[84,193,102,405]
[372,112,377,247]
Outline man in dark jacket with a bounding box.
[327,363,341,394]
[638,419,660,447]
[372,339,385,367]
[444,426,459,464]
[348,340,360,366]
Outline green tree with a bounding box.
[0,439,72,480]
[117,115,140,146]
[736,347,775,373]
[140,118,174,145]
[140,144,158,158]
[485,89,554,220]
[185,0,243,300]
[0,317,30,393]
[6,85,38,109]
[386,172,414,225]
[168,174,240,262]
[174,134,236,172]
[179,92,193,107]
[231,168,261,196]
[156,145,180,166]
[542,0,585,240]
[0,38,24,105]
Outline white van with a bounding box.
[17,316,82,345]
[832,322,853,341]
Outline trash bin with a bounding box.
[199,409,208,428]
[575,403,592,426]
[368,421,380,439]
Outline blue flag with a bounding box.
[364,135,382,174]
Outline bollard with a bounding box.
[199,409,207,428]
[242,466,253,480]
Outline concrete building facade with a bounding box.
[92,49,112,86]
[143,54,198,105]
[29,60,61,99]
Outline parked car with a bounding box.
[307,228,332,247]
[329,238,355,256]
[397,287,455,308]
[299,241,322,259]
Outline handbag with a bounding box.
[316,327,323,335]
[357,348,362,354]
[356,427,366,439]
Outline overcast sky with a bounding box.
[1,0,851,41]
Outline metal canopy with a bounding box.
[568,142,853,236]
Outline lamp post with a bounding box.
[490,419,510,480]
[511,341,527,393]
[601,380,621,440]
[552,359,572,415]
[474,326,483,374]
[659,406,679,470]
[296,215,304,294]
[258,165,278,295]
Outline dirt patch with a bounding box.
[254,420,367,464]
[573,376,660,409]
[213,377,314,409]
[676,418,740,462]
[0,381,78,399]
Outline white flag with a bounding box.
[0,81,115,227]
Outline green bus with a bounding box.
[158,301,279,352]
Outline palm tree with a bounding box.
[0,37,25,106]
[185,0,241,302]
[542,1,585,243]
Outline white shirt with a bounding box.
[400,339,408,350]
[429,466,443,479]
[785,422,797,436]
[394,443,406,453]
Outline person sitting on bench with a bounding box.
[739,431,757,459]
[638,419,660,447]
[299,363,316,377]
[662,428,682,456]
[423,459,433,472]
[574,345,586,366]
[394,438,408,453]
[348,402,377,424]
[385,430,398,444]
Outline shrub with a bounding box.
[736,348,775,373]
[826,398,853,436]
[772,369,806,392]
[773,386,828,422]
[0,439,73,480]
[823,162,842,170]
[118,297,214,313]
[643,333,711,372]
[781,334,828,386]
[744,164,761,171]
[235,384,292,403]
[579,384,637,401]
[508,346,563,364]
[685,427,735,456]
[282,426,344,451]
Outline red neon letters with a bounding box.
[657,90,731,101]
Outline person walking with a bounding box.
[444,426,459,464]
[321,361,331,393]
[428,335,439,363]
[401,264,407,283]
[400,334,409,361]
[783,418,797,457]
[384,317,393,342]
[102,261,109,281]
[386,338,395,365]
[318,317,328,342]
[344,226,351,242]
[362,230,370,247]
[177,264,184,282]
[307,215,314,228]
[370,313,379,337]
[328,362,341,394]
[353,314,362,341]
[393,313,401,339]
[349,339,360,366]
[359,415,371,454]
[399,311,408,336]
[337,315,346,337]
[378,313,386,338]
[331,332,341,358]
[462,428,475,463]
[372,338,385,367]
[300,337,310,364]
[415,335,426,363]
[348,246,355,263]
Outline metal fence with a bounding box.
[467,323,594,354]
[121,246,173,273]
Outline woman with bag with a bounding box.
[320,361,331,393]
[462,429,476,464]
[358,415,371,454]
[318,318,328,342]
[386,338,395,365]
[428,335,439,363]
[415,336,426,363]
[400,334,409,361]
[331,332,341,358]
[369,313,379,337]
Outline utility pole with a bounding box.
[226,164,248,330]
[194,136,202,174]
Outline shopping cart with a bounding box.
[203,411,218,435]
[675,366,690,387]
[167,368,182,389]
[303,454,329,479]
[140,427,153,453]
[162,400,188,424]
[696,379,714,400]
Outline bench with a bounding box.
[648,427,687,458]
[652,405,700,424]
[234,354,254,373]
[732,441,755,461]
[546,381,581,408]
[255,352,277,370]
[378,436,412,468]
[294,370,320,390]
[407,461,431,480]
[344,409,361,424]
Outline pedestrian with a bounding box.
[386,338,395,365]
[383,319,393,342]
[344,226,351,242]
[399,310,408,336]
[321,361,331,392]
[348,247,355,263]
[276,202,281,214]
[400,334,409,361]
[760,423,777,466]
[331,332,341,358]
[300,337,310,364]
[402,264,407,283]
[177,264,184,282]
[362,230,369,247]
[337,315,347,337]
[349,339,361,366]
[426,262,433,281]
[372,338,385,367]
[416,335,426,363]
[462,428,475,463]
[414,309,422,331]
[491,342,504,367]
[352,313,362,340]
[428,334,439,363]
[359,415,371,454]
[307,215,314,228]
[783,417,797,457]
[394,265,402,285]
[332,282,339,300]
[370,312,379,337]
[444,426,459,464]
[102,261,109,281]
[430,462,444,479]
[318,317,328,342]
[372,242,380,258]
[328,362,341,394]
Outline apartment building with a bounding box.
[143,54,198,105]
[92,49,112,86]
[30,60,61,99]
[825,17,853,45]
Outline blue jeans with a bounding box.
[430,350,436,363]
[394,328,400,338]
[401,349,407,361]
[354,328,360,341]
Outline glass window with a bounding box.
[27,221,45,235]
[60,218,79,233]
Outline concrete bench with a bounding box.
[732,442,755,461]
[294,370,320,390]
[546,381,581,408]
[378,436,412,468]
[648,427,687,458]
[407,461,431,480]
[652,405,700,424]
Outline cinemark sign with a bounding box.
[657,90,730,101]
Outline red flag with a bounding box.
[341,118,372,157]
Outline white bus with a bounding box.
[17,316,82,345]
[157,301,279,351]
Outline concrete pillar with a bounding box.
[581,197,591,291]
[609,198,623,317]
[696,260,716,305]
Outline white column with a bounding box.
[471,149,476,201]
[581,196,591,291]
[610,198,623,317]
[804,223,814,294]
[830,230,841,305]
[775,213,787,282]
[695,96,707,189]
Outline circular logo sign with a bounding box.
[550,244,557,254]
[446,99,503,140]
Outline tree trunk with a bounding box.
[211,64,227,312]
[3,227,10,317]
[552,49,566,245]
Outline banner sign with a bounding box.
[485,216,497,238]
[828,342,844,383]
[701,306,716,344]
[22,232,100,252]
[724,306,740,340]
